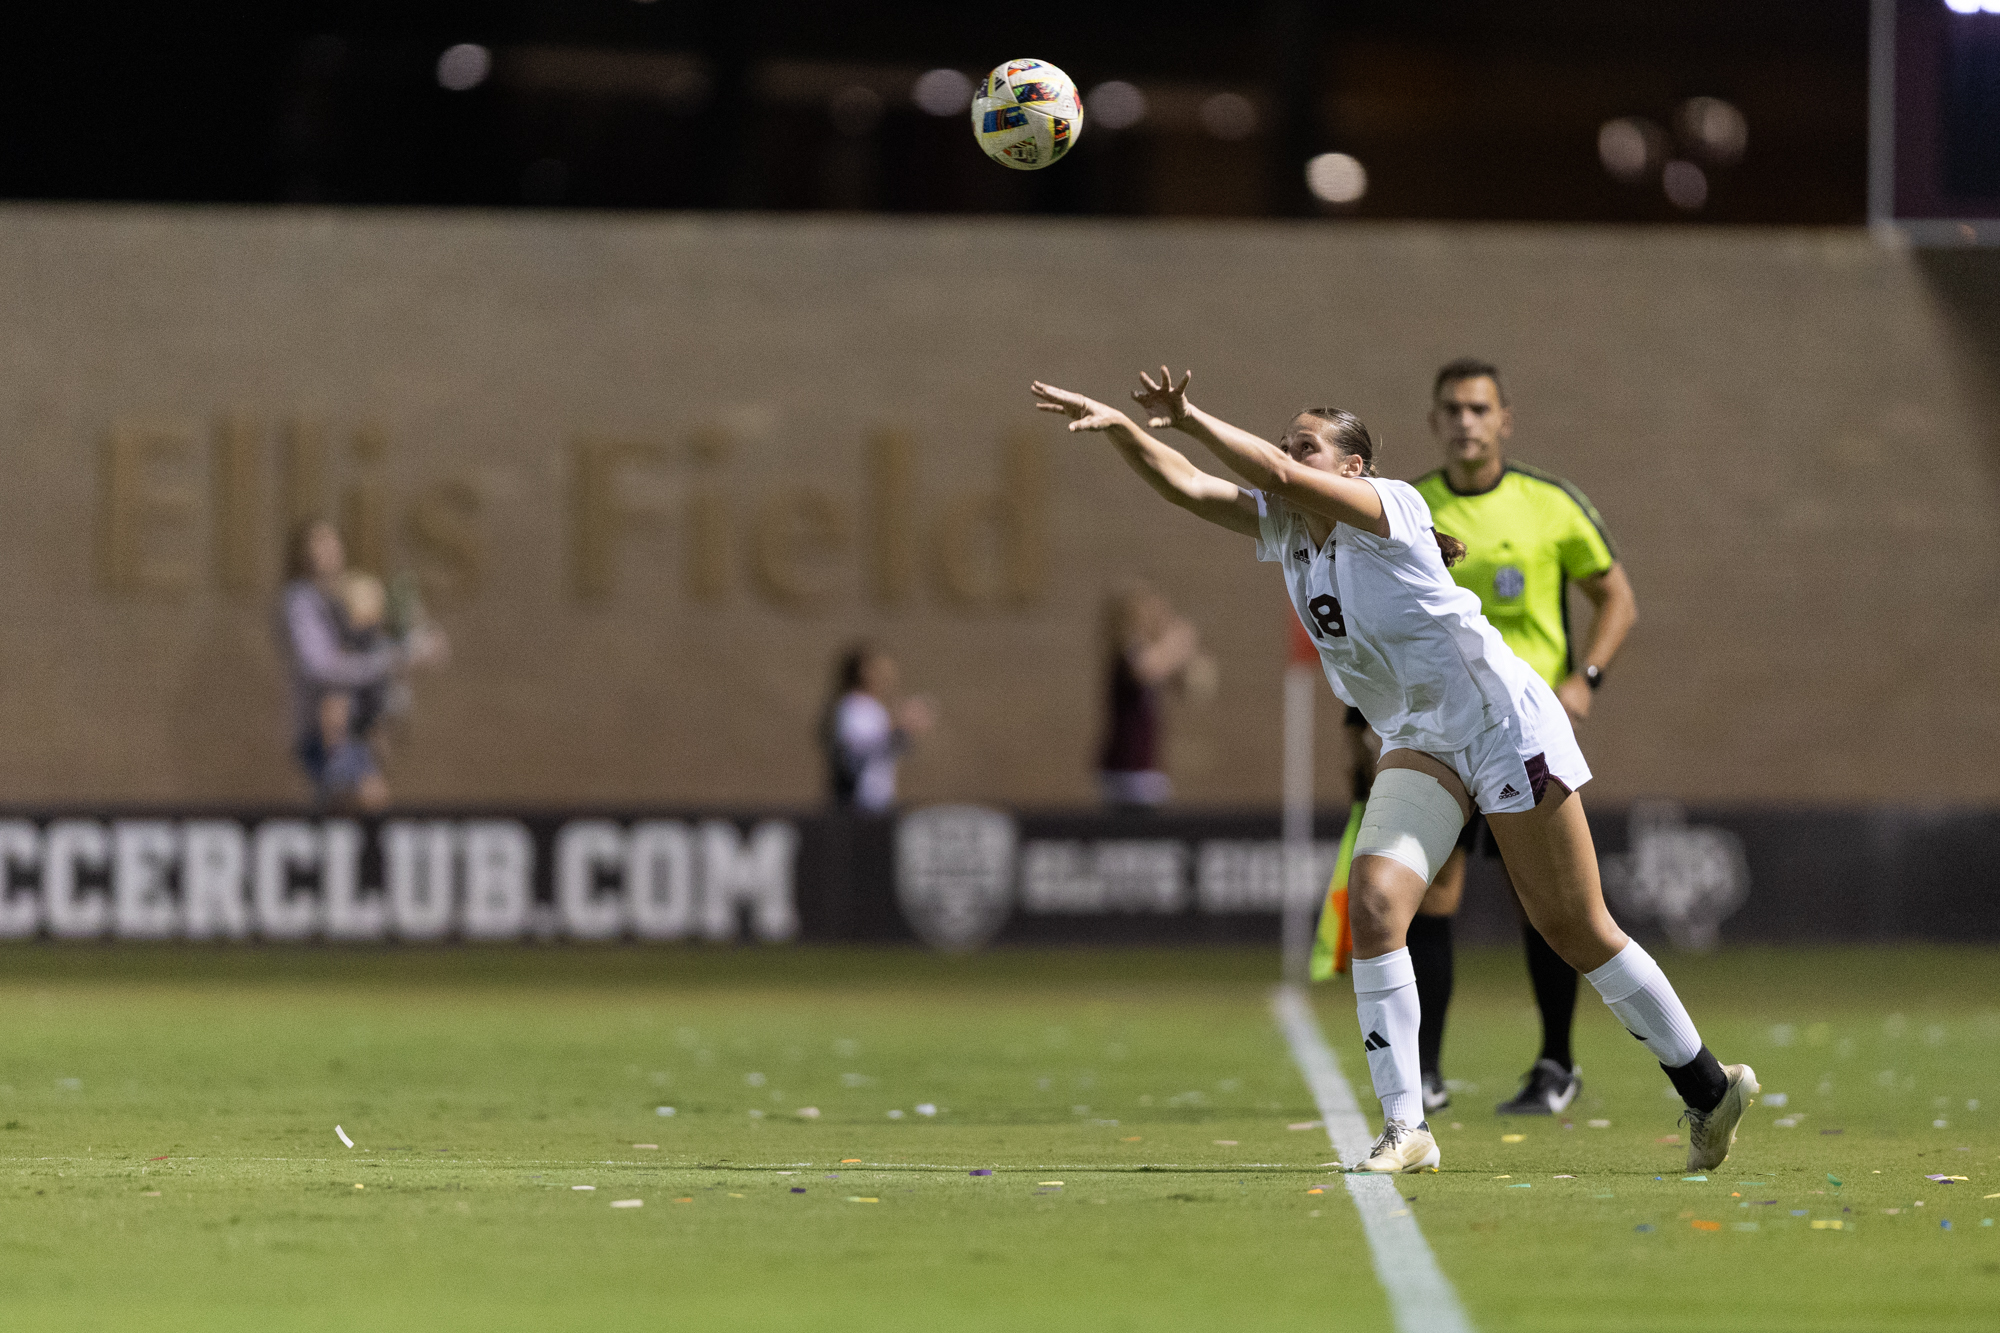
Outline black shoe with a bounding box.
[1421,1069,1451,1113]
[1495,1059,1581,1116]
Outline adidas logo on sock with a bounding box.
[1364,1030,1390,1051]
[1499,783,1519,799]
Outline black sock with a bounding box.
[1520,918,1578,1071]
[1663,1045,1729,1114]
[1407,912,1453,1078]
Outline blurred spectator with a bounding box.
[820,643,935,813]
[1098,583,1216,811]
[279,519,445,809]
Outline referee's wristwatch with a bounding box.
[1583,664,1605,691]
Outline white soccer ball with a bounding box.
[970,59,1083,171]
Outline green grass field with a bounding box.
[1,944,1995,1332]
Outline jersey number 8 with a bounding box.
[1307,594,1347,639]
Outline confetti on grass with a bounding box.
[1501,1134,1525,1143]
[845,1197,880,1203]
[572,1185,596,1191]
[611,1199,642,1209]
[335,1125,354,1148]
[969,1169,992,1177]
[1691,1220,1720,1231]
[1926,1175,1968,1184]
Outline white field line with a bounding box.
[1272,984,1474,1333]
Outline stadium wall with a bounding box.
[0,208,1995,811]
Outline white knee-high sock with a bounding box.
[1352,948,1424,1127]
[1584,941,1703,1068]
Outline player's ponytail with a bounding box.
[1299,406,1466,567]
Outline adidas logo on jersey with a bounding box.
[1499,784,1519,799]
[1293,548,1311,562]
[1363,1030,1390,1051]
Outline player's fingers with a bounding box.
[1137,370,1159,391]
[1035,402,1067,413]
[1178,369,1192,395]
[1148,416,1170,428]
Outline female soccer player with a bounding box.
[1030,369,1756,1174]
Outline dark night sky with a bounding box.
[0,2,1871,221]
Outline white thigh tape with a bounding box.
[1353,768,1466,885]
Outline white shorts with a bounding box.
[1383,676,1590,817]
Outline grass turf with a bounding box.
[0,944,1994,1332]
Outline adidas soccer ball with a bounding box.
[971,59,1083,171]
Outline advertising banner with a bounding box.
[0,804,1992,948]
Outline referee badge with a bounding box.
[1493,564,1526,599]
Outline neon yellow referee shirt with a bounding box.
[1413,463,1617,689]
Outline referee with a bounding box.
[1387,357,1638,1116]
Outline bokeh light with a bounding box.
[1198,93,1258,141]
[436,43,492,93]
[1086,82,1148,131]
[1305,153,1367,204]
[911,69,972,117]
[1677,97,1748,165]
[1597,118,1665,182]
[1662,160,1709,210]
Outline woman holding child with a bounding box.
[278,519,446,810]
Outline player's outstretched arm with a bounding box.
[1133,367,1386,536]
[1031,381,1260,538]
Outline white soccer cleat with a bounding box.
[1684,1063,1759,1172]
[1351,1119,1441,1174]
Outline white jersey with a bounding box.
[1253,478,1546,754]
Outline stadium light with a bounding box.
[1941,1,2000,13]
[911,69,972,116]
[1086,81,1148,130]
[1662,160,1708,210]
[436,43,492,93]
[1305,152,1367,204]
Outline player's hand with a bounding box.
[1556,672,1592,722]
[1131,365,1193,428]
[1032,382,1127,432]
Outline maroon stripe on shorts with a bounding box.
[1524,752,1552,805]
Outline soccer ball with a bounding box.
[970,59,1083,171]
